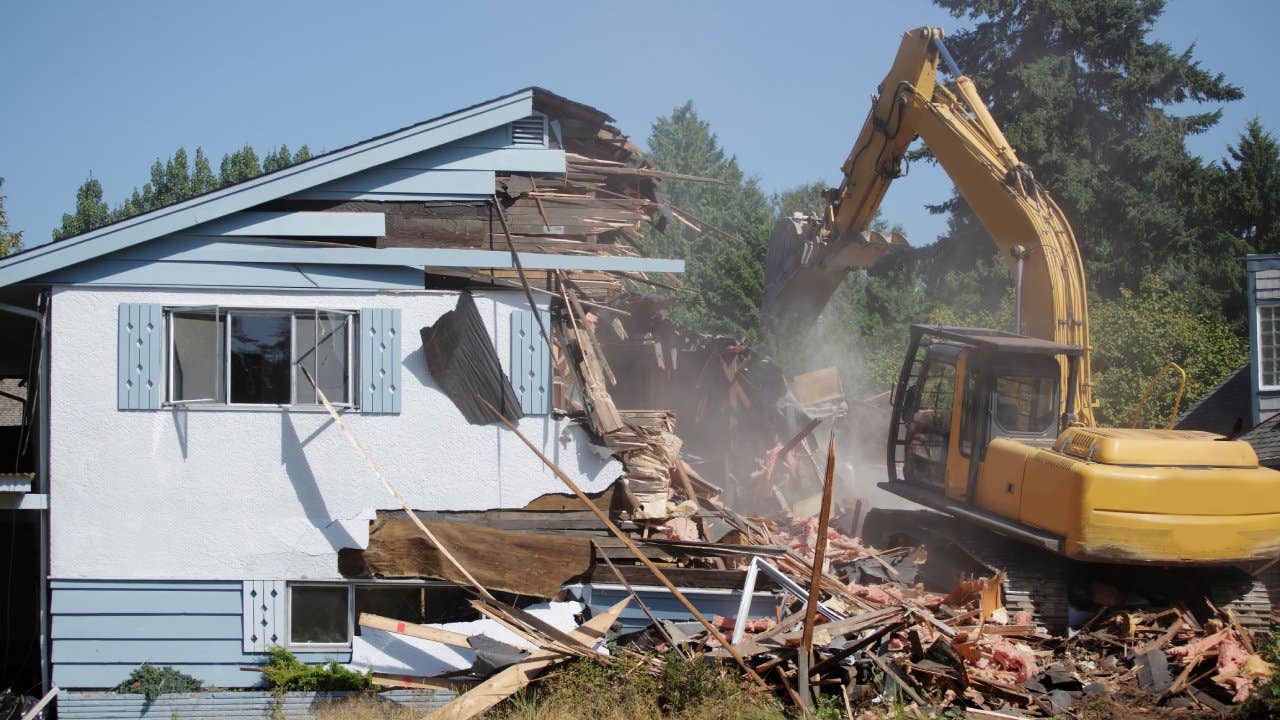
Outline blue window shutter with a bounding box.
[241,580,285,653]
[360,308,402,414]
[117,303,163,410]
[509,309,551,415]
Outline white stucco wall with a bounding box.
[49,286,621,580]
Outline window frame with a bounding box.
[283,579,475,650]
[163,306,358,408]
[285,582,354,651]
[990,372,1058,436]
[1259,303,1280,391]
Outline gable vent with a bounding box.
[511,115,547,147]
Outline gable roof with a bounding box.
[0,87,577,288]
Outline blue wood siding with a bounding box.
[361,308,402,414]
[43,259,425,290]
[509,309,551,415]
[59,689,454,719]
[50,580,350,689]
[190,211,386,238]
[117,303,163,410]
[295,168,496,201]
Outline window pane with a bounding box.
[994,374,1057,433]
[291,586,349,644]
[293,312,351,405]
[172,310,221,402]
[317,312,351,403]
[229,313,291,404]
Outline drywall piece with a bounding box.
[351,601,588,678]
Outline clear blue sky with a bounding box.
[1,1,1276,247]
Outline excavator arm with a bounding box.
[763,27,1094,425]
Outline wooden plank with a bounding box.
[358,613,472,648]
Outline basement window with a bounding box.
[289,584,351,647]
[166,308,355,406]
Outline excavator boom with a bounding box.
[763,27,1094,425]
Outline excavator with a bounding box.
[763,27,1280,630]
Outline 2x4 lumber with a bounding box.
[798,430,838,710]
[358,612,471,648]
[480,398,769,689]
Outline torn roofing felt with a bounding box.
[421,291,524,425]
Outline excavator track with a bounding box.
[863,509,1277,635]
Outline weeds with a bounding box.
[486,652,787,720]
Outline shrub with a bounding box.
[112,663,203,701]
[261,646,371,692]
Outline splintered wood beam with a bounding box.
[798,428,838,710]
[479,397,770,690]
[491,196,551,349]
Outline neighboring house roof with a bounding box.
[0,87,650,288]
[1175,363,1250,436]
[1242,412,1280,467]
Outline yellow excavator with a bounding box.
[763,27,1280,629]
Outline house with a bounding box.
[1176,254,1280,468]
[0,88,711,705]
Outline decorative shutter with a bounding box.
[509,309,551,415]
[242,580,285,653]
[360,308,402,414]
[117,303,164,410]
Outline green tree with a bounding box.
[53,176,111,241]
[644,102,773,339]
[1090,273,1246,427]
[1220,119,1280,254]
[54,143,313,241]
[218,145,262,187]
[0,178,23,256]
[931,0,1242,300]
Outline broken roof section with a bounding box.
[0,87,684,287]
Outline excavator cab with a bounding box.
[888,324,1081,503]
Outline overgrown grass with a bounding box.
[486,652,788,720]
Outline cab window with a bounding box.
[993,373,1057,434]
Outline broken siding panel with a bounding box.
[582,585,782,635]
[116,303,163,410]
[50,580,348,688]
[361,308,402,413]
[509,309,551,415]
